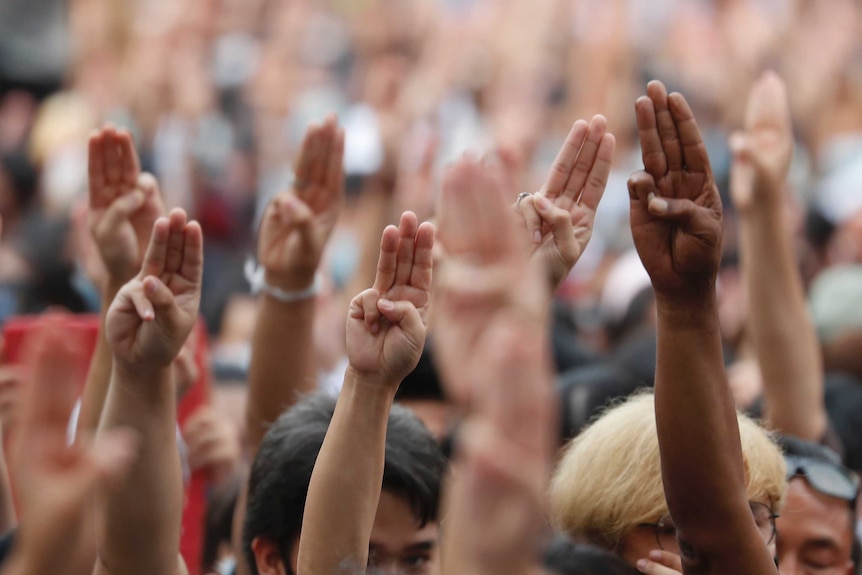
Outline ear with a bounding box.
[251,536,289,575]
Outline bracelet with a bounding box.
[244,257,320,303]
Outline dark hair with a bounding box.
[543,535,638,575]
[243,393,447,575]
[556,364,643,442]
[395,344,445,402]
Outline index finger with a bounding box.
[88,131,108,208]
[541,120,588,200]
[117,128,140,190]
[372,225,400,293]
[668,92,711,175]
[636,96,667,178]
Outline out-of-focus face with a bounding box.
[368,490,440,575]
[281,490,439,575]
[776,478,854,575]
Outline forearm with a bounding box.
[654,294,750,537]
[297,369,394,575]
[97,363,182,575]
[246,295,316,452]
[78,278,125,436]
[738,205,826,440]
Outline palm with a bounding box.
[629,82,723,297]
[631,173,722,294]
[107,209,203,368]
[346,213,433,386]
[259,118,344,286]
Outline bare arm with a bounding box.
[78,127,164,435]
[730,72,827,441]
[433,158,554,575]
[298,213,433,575]
[245,118,344,452]
[629,81,775,575]
[95,209,203,575]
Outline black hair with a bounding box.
[543,535,638,575]
[556,364,643,443]
[202,474,241,573]
[243,392,447,575]
[395,343,445,402]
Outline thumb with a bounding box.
[535,195,577,252]
[94,191,145,237]
[142,276,184,329]
[377,299,426,342]
[646,193,700,224]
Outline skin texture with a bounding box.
[775,479,854,575]
[2,318,136,575]
[517,115,616,290]
[433,157,555,575]
[296,212,434,575]
[629,80,776,575]
[730,72,827,442]
[96,209,203,575]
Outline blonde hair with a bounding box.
[549,392,786,550]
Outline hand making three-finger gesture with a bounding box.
[88,126,165,284]
[258,116,345,292]
[628,81,723,301]
[106,209,203,370]
[517,115,616,289]
[346,212,434,388]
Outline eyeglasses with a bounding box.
[785,455,859,503]
[638,502,778,552]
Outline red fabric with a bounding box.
[2,315,210,575]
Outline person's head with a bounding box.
[549,392,786,565]
[776,436,859,575]
[243,393,447,575]
[542,536,638,575]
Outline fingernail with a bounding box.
[370,322,380,334]
[144,277,157,294]
[649,550,663,560]
[378,299,394,311]
[533,230,542,244]
[649,194,668,214]
[535,194,551,211]
[637,559,648,572]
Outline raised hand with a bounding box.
[258,116,344,291]
[628,81,722,298]
[88,126,165,283]
[517,115,615,288]
[434,157,549,404]
[433,157,554,575]
[11,317,136,575]
[346,212,434,387]
[729,72,793,211]
[106,208,203,369]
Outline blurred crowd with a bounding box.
[1,1,862,575]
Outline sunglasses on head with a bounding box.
[785,455,860,503]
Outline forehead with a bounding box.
[777,478,853,545]
[370,490,439,553]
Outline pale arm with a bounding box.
[731,73,827,441]
[298,214,433,575]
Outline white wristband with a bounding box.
[244,258,320,303]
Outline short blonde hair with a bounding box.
[549,392,786,550]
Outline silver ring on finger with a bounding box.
[516,192,531,205]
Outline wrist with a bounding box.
[112,358,173,395]
[264,269,317,292]
[343,366,399,403]
[655,289,719,328]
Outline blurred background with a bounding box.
[5,0,862,572]
[2,0,862,417]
